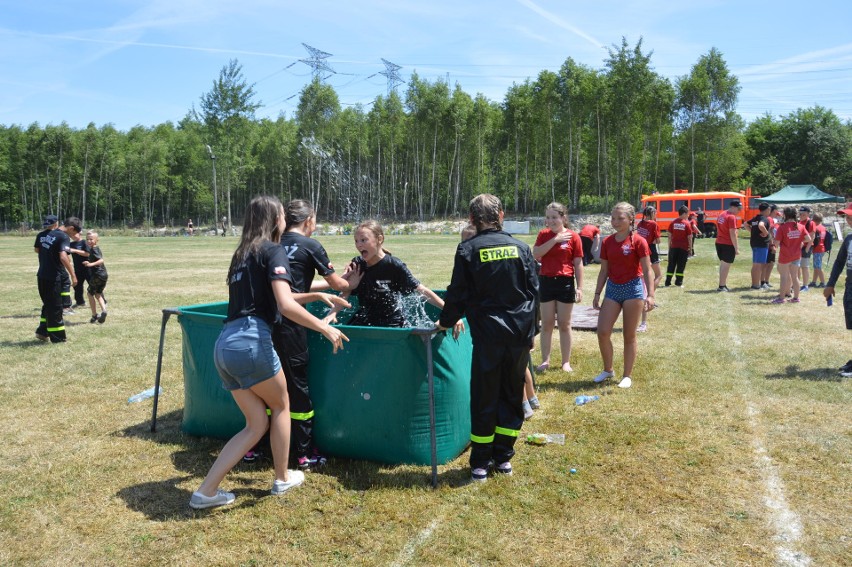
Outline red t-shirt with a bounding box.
[812,224,827,253]
[635,220,660,246]
[600,233,649,284]
[715,210,739,245]
[669,217,693,250]
[775,222,806,264]
[535,228,583,277]
[579,224,600,239]
[689,219,700,235]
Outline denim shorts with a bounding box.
[214,316,281,391]
[813,252,824,269]
[800,255,811,268]
[604,277,645,304]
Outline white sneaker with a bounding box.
[637,323,648,332]
[522,401,534,420]
[271,470,305,495]
[189,489,235,510]
[593,370,614,383]
[618,376,632,389]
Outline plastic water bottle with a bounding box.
[128,386,162,403]
[575,394,600,406]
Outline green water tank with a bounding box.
[176,296,472,466]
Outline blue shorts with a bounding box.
[813,252,824,269]
[605,277,645,304]
[751,247,769,264]
[214,316,281,391]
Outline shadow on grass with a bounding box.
[117,409,472,503]
[764,365,844,382]
[115,475,276,521]
[0,339,58,348]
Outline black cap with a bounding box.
[43,215,58,227]
[730,200,742,207]
[798,206,811,213]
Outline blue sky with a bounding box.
[2,0,851,130]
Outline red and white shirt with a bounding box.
[600,233,649,284]
[535,228,583,277]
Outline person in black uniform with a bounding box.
[67,222,90,307]
[437,194,539,482]
[34,215,77,343]
[271,199,360,470]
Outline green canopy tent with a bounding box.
[754,184,844,204]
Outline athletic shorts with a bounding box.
[214,316,281,391]
[88,275,107,295]
[716,243,736,264]
[767,249,776,263]
[539,275,577,303]
[813,252,824,270]
[844,285,852,330]
[800,255,812,268]
[649,244,660,265]
[604,276,645,304]
[751,247,769,264]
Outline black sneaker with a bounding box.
[98,312,107,324]
[839,360,852,373]
[90,316,98,324]
[717,286,730,292]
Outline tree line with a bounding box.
[1,38,850,231]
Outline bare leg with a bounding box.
[719,261,732,287]
[524,367,535,399]
[621,299,644,377]
[596,298,622,373]
[762,262,774,285]
[537,300,556,370]
[249,370,293,483]
[790,264,801,300]
[88,292,97,318]
[196,386,271,497]
[556,302,574,371]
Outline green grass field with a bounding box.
[0,232,849,566]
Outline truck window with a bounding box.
[706,198,721,211]
[723,198,737,209]
[689,199,704,211]
[659,200,674,213]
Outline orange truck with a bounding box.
[639,187,762,236]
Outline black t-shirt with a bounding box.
[69,239,90,273]
[279,232,336,293]
[348,254,419,327]
[747,214,770,248]
[88,246,108,279]
[226,240,293,326]
[35,228,70,281]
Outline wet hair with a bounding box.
[546,201,570,228]
[63,216,82,233]
[677,205,689,215]
[227,195,284,283]
[285,199,315,231]
[813,213,823,223]
[783,206,797,221]
[643,206,657,219]
[758,202,770,212]
[355,219,391,255]
[469,194,503,231]
[460,224,477,241]
[611,202,636,231]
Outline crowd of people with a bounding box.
[34,193,851,508]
